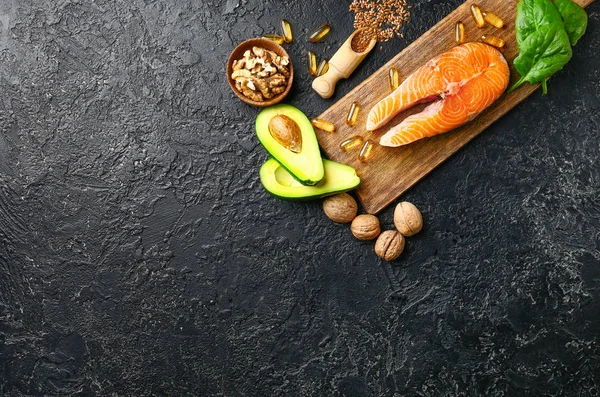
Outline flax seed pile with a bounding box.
[350,0,411,52]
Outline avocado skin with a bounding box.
[260,158,360,201]
[255,104,324,186]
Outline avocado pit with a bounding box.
[268,114,303,153]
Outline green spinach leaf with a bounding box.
[510,23,572,93]
[554,0,588,45]
[510,0,587,93]
[515,0,564,46]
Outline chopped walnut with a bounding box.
[275,63,290,78]
[231,69,252,79]
[239,78,263,102]
[231,45,290,102]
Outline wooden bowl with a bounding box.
[226,38,294,107]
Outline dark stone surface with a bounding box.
[0,0,599,395]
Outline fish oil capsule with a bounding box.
[340,135,364,152]
[470,4,486,28]
[309,24,331,43]
[388,66,399,91]
[311,118,336,133]
[482,11,504,28]
[481,35,505,48]
[358,140,374,162]
[263,34,284,44]
[280,19,293,43]
[307,50,317,76]
[317,59,329,76]
[455,22,465,44]
[346,101,360,126]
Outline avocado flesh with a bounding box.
[260,158,360,200]
[256,104,324,186]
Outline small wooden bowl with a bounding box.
[226,38,294,107]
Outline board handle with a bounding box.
[312,29,376,99]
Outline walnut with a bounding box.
[322,193,357,223]
[239,78,263,102]
[253,78,271,99]
[275,62,290,78]
[251,62,263,74]
[393,202,423,236]
[267,74,286,87]
[231,46,290,102]
[249,74,286,98]
[232,59,245,71]
[257,64,277,78]
[252,46,269,61]
[231,69,252,80]
[253,78,275,99]
[375,230,405,261]
[245,57,257,70]
[350,214,381,241]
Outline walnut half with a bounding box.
[239,78,263,102]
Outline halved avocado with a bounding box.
[260,158,360,201]
[256,104,324,186]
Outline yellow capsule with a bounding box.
[317,59,329,76]
[470,4,486,28]
[358,140,374,162]
[263,34,284,44]
[481,35,505,48]
[307,50,317,76]
[339,135,364,152]
[280,19,293,43]
[482,11,504,28]
[346,101,360,126]
[311,118,336,133]
[388,66,399,91]
[308,24,331,43]
[455,22,465,44]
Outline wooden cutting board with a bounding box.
[316,0,594,214]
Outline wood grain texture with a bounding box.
[316,0,594,214]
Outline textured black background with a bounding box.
[1,0,599,396]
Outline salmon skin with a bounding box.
[367,43,510,147]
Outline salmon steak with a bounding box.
[366,42,510,147]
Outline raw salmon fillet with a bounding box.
[367,42,510,147]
